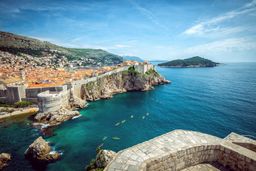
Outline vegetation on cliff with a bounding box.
[0,31,123,66]
[81,66,169,101]
[158,56,218,67]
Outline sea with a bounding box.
[0,63,255,171]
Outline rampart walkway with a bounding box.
[105,130,256,171]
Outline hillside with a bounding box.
[158,56,218,68]
[123,56,144,62]
[0,31,123,67]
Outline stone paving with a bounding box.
[104,130,256,171]
[181,162,230,171]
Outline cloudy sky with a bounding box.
[0,0,256,62]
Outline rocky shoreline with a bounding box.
[0,67,170,170]
[82,67,170,102]
[32,108,80,128]
[32,67,169,129]
[86,149,117,171]
[32,94,87,129]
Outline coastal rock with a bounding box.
[86,149,117,171]
[0,153,11,170]
[123,68,169,91]
[81,73,125,101]
[33,108,79,127]
[81,68,169,102]
[69,95,87,109]
[123,73,149,91]
[95,150,117,168]
[24,137,60,163]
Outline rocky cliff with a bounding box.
[81,67,169,101]
[32,66,169,129]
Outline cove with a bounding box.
[1,63,256,171]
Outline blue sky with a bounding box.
[0,0,256,62]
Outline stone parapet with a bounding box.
[105,130,256,171]
[225,132,256,152]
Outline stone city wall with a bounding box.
[105,130,256,171]
[0,85,26,103]
[0,64,154,107]
[134,64,154,74]
[145,144,255,171]
[225,132,256,152]
[72,66,130,98]
[72,64,153,98]
[37,85,70,112]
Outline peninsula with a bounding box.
[0,31,170,128]
[158,56,219,68]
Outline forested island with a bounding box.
[158,56,219,68]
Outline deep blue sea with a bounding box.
[0,63,256,171]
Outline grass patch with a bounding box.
[14,101,32,108]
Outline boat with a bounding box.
[112,137,120,140]
[72,115,82,120]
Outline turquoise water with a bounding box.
[1,63,256,171]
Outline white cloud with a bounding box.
[186,37,256,54]
[128,0,169,32]
[114,44,131,48]
[184,0,256,36]
[130,37,256,61]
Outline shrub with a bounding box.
[145,68,159,77]
[14,101,32,108]
[127,66,139,75]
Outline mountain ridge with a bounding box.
[0,31,123,67]
[122,56,144,62]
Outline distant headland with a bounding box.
[158,56,219,68]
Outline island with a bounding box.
[158,56,219,68]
